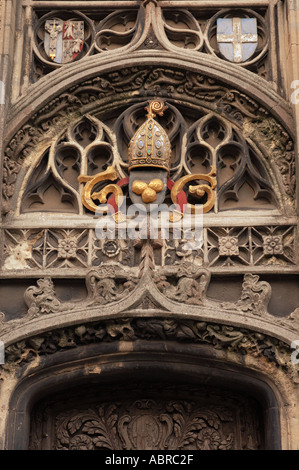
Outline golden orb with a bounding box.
[132,180,148,195]
[142,187,157,203]
[149,179,164,192]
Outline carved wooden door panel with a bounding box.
[29,383,264,450]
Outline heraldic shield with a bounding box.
[217,17,258,63]
[44,18,84,63]
[78,100,217,221]
[128,100,170,212]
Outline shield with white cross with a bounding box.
[216,18,258,63]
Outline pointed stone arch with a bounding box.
[1,3,299,451]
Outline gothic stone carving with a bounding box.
[52,396,255,450]
[85,265,137,305]
[3,67,294,215]
[28,382,263,450]
[236,273,271,316]
[31,5,270,83]
[16,102,276,217]
[1,252,298,338]
[24,278,64,316]
[2,224,296,272]
[4,317,297,384]
[155,263,211,305]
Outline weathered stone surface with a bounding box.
[0,0,299,451]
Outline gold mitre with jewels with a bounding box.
[128,100,171,172]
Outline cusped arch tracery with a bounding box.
[18,103,279,216]
[31,4,270,82]
[1,62,297,278]
[3,53,295,220]
[1,2,299,452]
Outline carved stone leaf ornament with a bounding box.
[85,264,137,305]
[1,255,298,342]
[155,263,211,306]
[5,314,298,391]
[1,0,299,454]
[237,273,271,316]
[24,278,62,316]
[54,399,236,450]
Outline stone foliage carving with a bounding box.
[29,383,263,450]
[236,273,271,316]
[4,317,296,383]
[24,278,64,316]
[54,400,236,450]
[85,265,137,305]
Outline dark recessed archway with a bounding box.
[6,340,282,450]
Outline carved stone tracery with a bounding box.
[9,101,282,216]
[2,222,296,273]
[1,0,298,452]
[31,5,270,82]
[3,65,294,216]
[1,65,298,378]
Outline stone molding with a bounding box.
[1,258,299,351]
[5,50,295,145]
